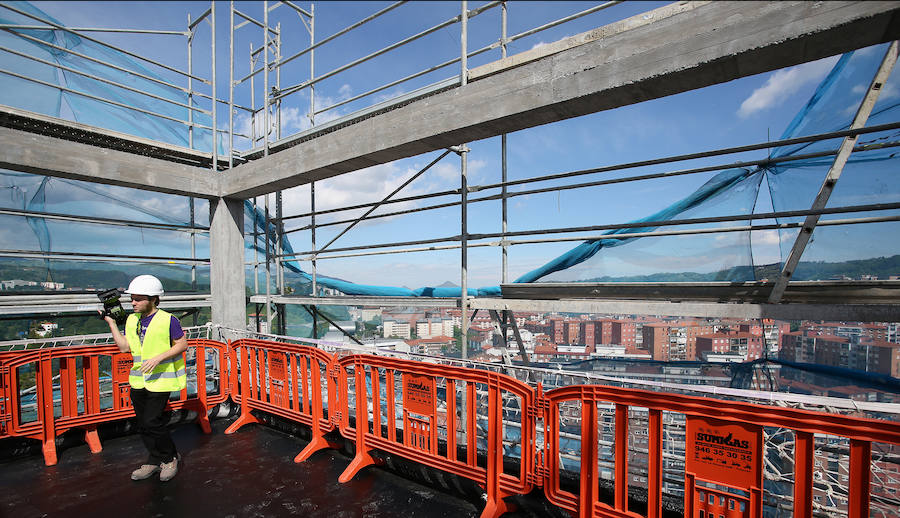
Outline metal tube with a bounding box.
[233,8,279,34]
[264,1,272,330]
[0,3,207,82]
[253,197,260,295]
[501,1,508,284]
[280,207,900,261]
[0,207,209,232]
[276,10,468,99]
[278,127,900,223]
[0,24,188,35]
[0,46,207,114]
[277,1,403,70]
[188,13,194,149]
[282,1,312,18]
[475,121,900,192]
[312,37,497,117]
[460,144,469,359]
[309,3,315,128]
[189,7,212,30]
[317,150,452,253]
[283,138,900,234]
[0,67,212,129]
[1,28,203,96]
[0,249,209,265]
[506,1,622,45]
[287,211,900,262]
[229,2,234,169]
[768,40,899,303]
[211,2,218,170]
[460,0,468,86]
[311,182,317,298]
[190,197,197,291]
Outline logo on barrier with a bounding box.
[114,355,132,378]
[269,354,286,381]
[686,415,762,489]
[403,373,435,416]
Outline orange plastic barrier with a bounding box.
[224,339,338,462]
[0,339,227,465]
[5,335,900,518]
[540,384,900,518]
[333,353,535,518]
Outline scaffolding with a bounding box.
[1,3,900,514]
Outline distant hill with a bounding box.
[569,255,900,283]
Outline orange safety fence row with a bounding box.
[4,336,900,518]
[223,339,900,518]
[0,339,228,466]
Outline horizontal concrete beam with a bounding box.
[222,1,900,199]
[0,126,219,198]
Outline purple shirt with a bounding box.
[138,312,184,344]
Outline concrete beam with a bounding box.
[222,1,900,199]
[0,126,218,198]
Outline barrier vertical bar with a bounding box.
[195,344,211,433]
[37,352,57,465]
[579,396,598,518]
[295,356,337,462]
[848,439,871,518]
[648,409,662,518]
[372,367,381,437]
[225,344,260,433]
[481,377,509,518]
[64,357,78,417]
[794,431,814,518]
[300,355,310,413]
[467,381,476,465]
[386,369,396,442]
[288,354,298,412]
[615,404,629,512]
[339,360,375,482]
[447,379,457,460]
[82,355,101,453]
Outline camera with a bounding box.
[97,288,128,325]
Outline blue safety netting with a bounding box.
[3,0,897,297]
[244,43,900,296]
[0,1,219,152]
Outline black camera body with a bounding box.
[98,288,128,325]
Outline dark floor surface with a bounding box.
[0,420,500,518]
[0,417,525,518]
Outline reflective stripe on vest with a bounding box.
[125,309,187,392]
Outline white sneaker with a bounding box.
[159,455,179,482]
[131,464,160,481]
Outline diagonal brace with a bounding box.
[768,41,899,303]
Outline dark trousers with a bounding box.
[130,387,177,465]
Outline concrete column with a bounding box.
[210,196,246,335]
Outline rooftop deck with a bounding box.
[1,417,545,518]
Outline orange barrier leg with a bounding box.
[224,411,260,434]
[84,426,102,454]
[293,434,341,463]
[194,400,212,434]
[480,492,513,518]
[338,447,375,483]
[41,437,57,466]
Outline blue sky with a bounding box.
[11,1,898,290]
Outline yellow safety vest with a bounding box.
[125,309,187,392]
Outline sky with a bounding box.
[4,1,899,291]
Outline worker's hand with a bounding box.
[140,355,162,374]
[98,309,115,326]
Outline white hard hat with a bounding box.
[125,275,164,296]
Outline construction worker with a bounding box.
[101,274,187,482]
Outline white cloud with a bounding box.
[738,56,840,118]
